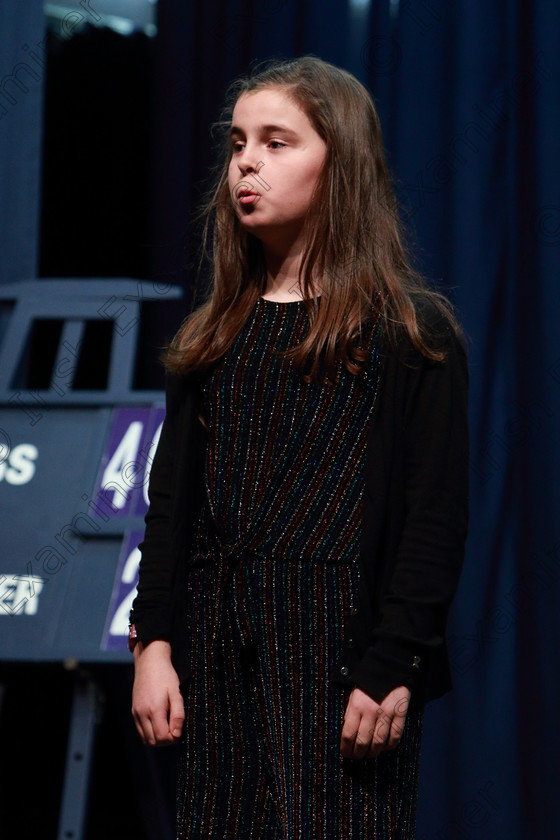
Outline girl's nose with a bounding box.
[236,146,258,175]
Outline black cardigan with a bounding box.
[130,304,469,710]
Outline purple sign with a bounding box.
[92,405,165,519]
[101,529,144,651]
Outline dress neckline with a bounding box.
[259,295,321,305]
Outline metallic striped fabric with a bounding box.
[177,297,423,839]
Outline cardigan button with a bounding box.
[412,656,421,669]
[340,665,350,677]
[346,637,355,649]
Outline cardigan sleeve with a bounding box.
[128,374,182,643]
[348,320,470,703]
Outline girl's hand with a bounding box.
[131,640,185,746]
[340,684,410,759]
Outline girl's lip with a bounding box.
[237,190,260,204]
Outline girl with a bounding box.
[130,56,469,839]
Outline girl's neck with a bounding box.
[262,244,320,302]
[262,272,321,303]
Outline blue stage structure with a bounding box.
[0,279,181,839]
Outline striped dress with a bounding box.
[176,296,423,839]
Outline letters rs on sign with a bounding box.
[0,443,38,486]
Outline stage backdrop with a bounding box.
[2,1,558,838]
[363,2,560,838]
[147,2,560,838]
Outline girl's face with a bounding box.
[228,87,327,251]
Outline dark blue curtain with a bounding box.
[0,0,45,285]
[361,4,559,838]
[152,1,560,837]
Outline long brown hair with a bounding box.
[164,56,460,383]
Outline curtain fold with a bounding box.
[361,3,559,838]
[0,0,45,285]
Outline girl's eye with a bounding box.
[231,139,285,153]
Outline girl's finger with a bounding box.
[385,713,407,751]
[352,724,374,759]
[135,711,156,746]
[340,707,361,757]
[367,713,391,757]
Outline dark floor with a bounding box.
[0,663,177,840]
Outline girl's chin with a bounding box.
[235,217,304,250]
[236,215,269,236]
